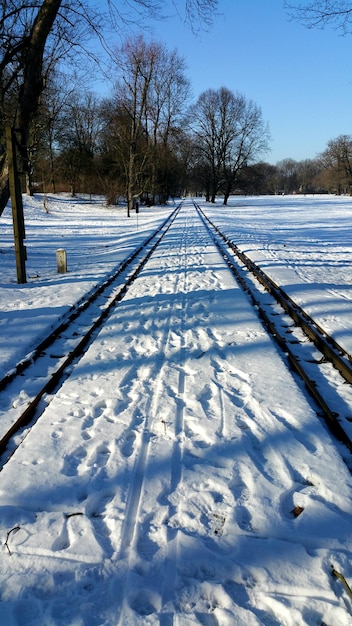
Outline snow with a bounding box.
[0,193,352,625]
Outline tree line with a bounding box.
[29,71,352,202]
[1,0,352,218]
[1,14,271,213]
[261,136,352,196]
[0,0,219,215]
[31,60,272,209]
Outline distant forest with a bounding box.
[1,1,352,217]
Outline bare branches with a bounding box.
[319,134,352,192]
[184,0,218,28]
[285,0,352,33]
[0,0,219,213]
[190,87,270,203]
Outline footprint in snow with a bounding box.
[61,446,87,477]
[82,414,94,430]
[93,399,107,418]
[87,442,110,469]
[121,430,137,458]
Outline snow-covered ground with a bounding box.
[0,194,352,625]
[203,195,352,355]
[0,195,174,379]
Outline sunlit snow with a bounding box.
[0,194,352,625]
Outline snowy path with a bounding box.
[1,203,352,625]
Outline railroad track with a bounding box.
[0,203,181,462]
[2,199,351,464]
[194,200,352,456]
[1,201,352,623]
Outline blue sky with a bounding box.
[96,0,352,165]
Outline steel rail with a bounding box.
[0,206,180,394]
[0,203,182,459]
[230,246,352,381]
[194,200,352,453]
[196,204,352,383]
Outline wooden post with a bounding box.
[5,127,27,284]
[56,249,67,273]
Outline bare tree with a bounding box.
[189,88,226,202]
[275,158,300,193]
[0,0,218,215]
[190,87,270,203]
[112,36,158,215]
[0,0,98,211]
[285,1,352,34]
[296,158,322,193]
[221,95,270,204]
[146,46,191,203]
[35,72,78,193]
[319,134,352,193]
[0,0,63,211]
[108,35,191,213]
[99,100,134,204]
[55,92,103,196]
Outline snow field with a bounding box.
[0,197,352,624]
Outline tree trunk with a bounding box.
[0,0,62,215]
[210,180,217,203]
[25,172,33,196]
[127,150,135,218]
[223,182,231,206]
[0,155,9,215]
[16,0,62,186]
